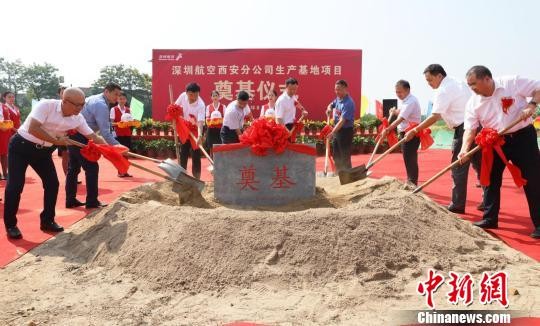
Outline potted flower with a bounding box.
[162,121,172,136]
[365,137,376,154]
[146,139,159,158]
[141,118,154,136]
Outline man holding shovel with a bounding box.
[326,79,355,173]
[275,78,308,131]
[66,82,125,209]
[380,80,421,186]
[403,64,482,214]
[174,82,206,179]
[458,65,540,238]
[4,88,107,239]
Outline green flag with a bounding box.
[130,96,144,121]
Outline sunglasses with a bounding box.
[65,98,85,109]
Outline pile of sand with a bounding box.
[1,177,538,325]
[56,177,505,294]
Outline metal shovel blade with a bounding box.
[338,164,368,185]
[158,159,205,192]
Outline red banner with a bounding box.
[152,49,362,121]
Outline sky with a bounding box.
[2,0,539,111]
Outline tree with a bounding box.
[0,58,28,105]
[25,63,60,100]
[92,65,152,117]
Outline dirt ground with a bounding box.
[0,176,538,325]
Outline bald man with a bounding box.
[3,87,107,239]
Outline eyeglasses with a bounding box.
[65,98,85,109]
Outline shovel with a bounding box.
[338,136,407,185]
[317,115,335,177]
[169,84,214,172]
[412,116,524,194]
[66,139,205,192]
[169,85,182,165]
[126,153,205,192]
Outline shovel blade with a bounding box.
[175,173,205,193]
[338,164,368,185]
[158,159,205,192]
[158,159,186,179]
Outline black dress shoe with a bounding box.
[40,222,64,232]
[473,219,498,229]
[86,202,108,209]
[66,199,86,208]
[447,205,465,214]
[476,202,485,211]
[531,228,540,239]
[6,226,22,239]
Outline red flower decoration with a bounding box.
[500,97,514,114]
[80,141,102,162]
[475,128,526,187]
[165,104,183,120]
[239,119,290,156]
[319,125,333,140]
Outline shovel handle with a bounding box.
[129,161,180,184]
[169,84,182,165]
[367,135,383,166]
[126,152,162,163]
[413,116,525,194]
[366,137,407,170]
[189,131,214,165]
[65,139,181,184]
[66,139,163,164]
[324,115,331,175]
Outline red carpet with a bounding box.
[0,149,538,267]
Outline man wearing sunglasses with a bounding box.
[3,87,107,239]
[65,82,124,209]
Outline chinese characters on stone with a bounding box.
[417,269,509,309]
[237,165,296,191]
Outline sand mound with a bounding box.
[54,177,506,295]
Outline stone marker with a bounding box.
[213,146,316,206]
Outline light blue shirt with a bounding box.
[82,94,119,145]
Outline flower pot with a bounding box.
[146,149,157,158]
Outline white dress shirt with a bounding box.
[465,76,540,133]
[275,92,298,124]
[397,94,422,132]
[18,99,93,146]
[431,76,472,128]
[175,92,206,123]
[223,100,251,130]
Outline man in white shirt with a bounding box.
[404,64,482,213]
[220,91,251,144]
[458,65,540,238]
[275,78,308,131]
[4,88,107,239]
[174,82,205,179]
[381,80,422,185]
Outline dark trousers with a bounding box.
[220,126,240,144]
[116,136,132,151]
[482,125,540,228]
[66,133,100,206]
[332,127,354,172]
[400,131,420,185]
[180,141,201,179]
[3,134,59,228]
[206,128,222,155]
[450,124,482,209]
